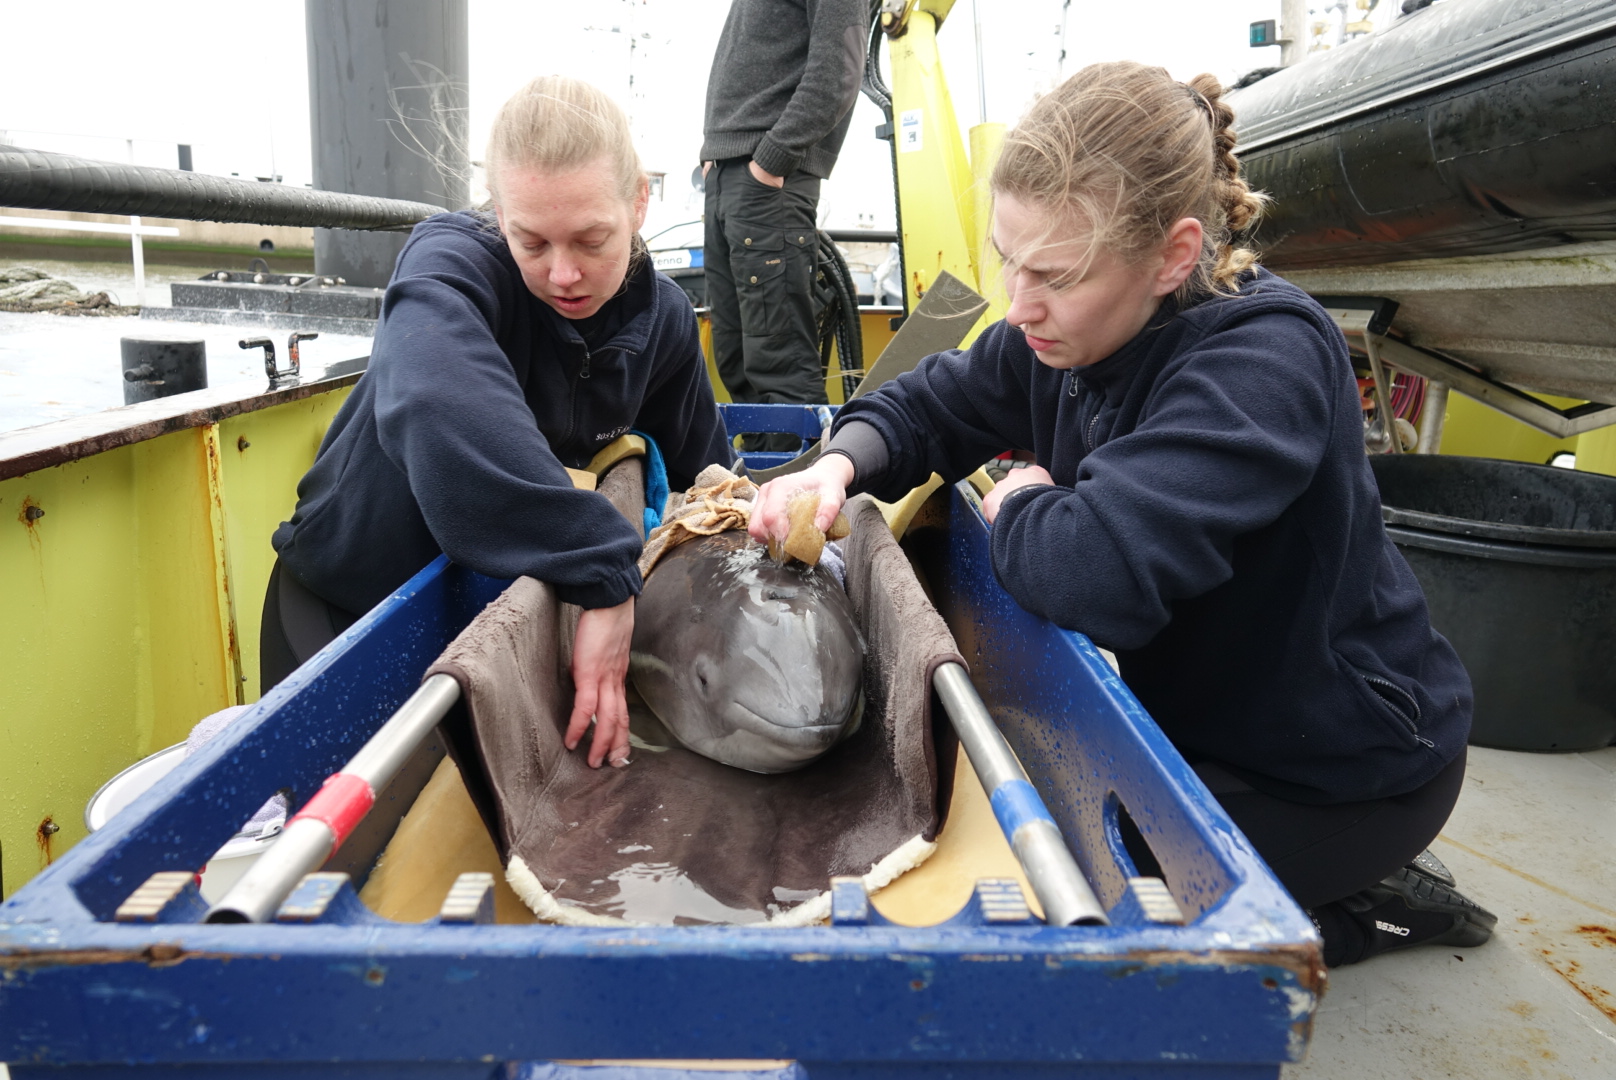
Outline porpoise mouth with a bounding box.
[724,702,846,750]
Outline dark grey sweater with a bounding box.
[700,0,869,179]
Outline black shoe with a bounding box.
[1342,865,1498,954]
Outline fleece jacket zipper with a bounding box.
[564,344,592,448]
[1361,672,1435,746]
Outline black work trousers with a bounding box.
[1122,749,1467,909]
[259,559,360,693]
[704,158,826,425]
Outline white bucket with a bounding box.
[85,744,284,904]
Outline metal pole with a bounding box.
[0,146,441,230]
[972,0,988,125]
[1416,380,1449,454]
[205,674,462,924]
[126,139,146,307]
[1363,332,1403,454]
[933,662,1108,926]
[1281,0,1310,66]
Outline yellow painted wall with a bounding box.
[216,391,353,702]
[1572,425,1616,477]
[698,310,898,409]
[1437,392,1581,465]
[0,387,350,898]
[1,430,228,897]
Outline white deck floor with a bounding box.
[1287,745,1616,1079]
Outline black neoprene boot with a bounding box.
[1409,847,1456,887]
[1311,858,1497,966]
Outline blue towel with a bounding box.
[632,429,669,535]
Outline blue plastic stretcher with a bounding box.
[0,404,1321,1078]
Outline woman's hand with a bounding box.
[749,454,855,546]
[982,465,1054,524]
[566,596,635,768]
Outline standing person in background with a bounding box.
[701,0,869,450]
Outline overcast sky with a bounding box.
[2,0,1357,233]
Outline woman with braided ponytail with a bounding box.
[752,61,1493,966]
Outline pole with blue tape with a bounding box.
[933,662,1109,926]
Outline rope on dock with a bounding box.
[0,265,135,315]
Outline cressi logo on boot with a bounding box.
[1375,919,1411,937]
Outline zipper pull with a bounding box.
[1066,371,1079,397]
[580,346,591,379]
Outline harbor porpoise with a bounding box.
[629,531,865,773]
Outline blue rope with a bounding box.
[632,429,669,534]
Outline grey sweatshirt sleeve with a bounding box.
[821,419,890,487]
[751,0,869,178]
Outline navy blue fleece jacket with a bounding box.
[272,211,733,616]
[834,270,1471,804]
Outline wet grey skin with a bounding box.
[629,531,865,774]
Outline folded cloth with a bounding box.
[637,463,757,576]
[431,476,964,926]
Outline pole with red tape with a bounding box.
[204,674,461,924]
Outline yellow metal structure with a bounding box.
[699,310,898,406]
[0,386,351,897]
[1435,393,1581,466]
[884,0,1007,344]
[1574,424,1616,475]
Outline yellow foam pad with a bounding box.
[871,473,945,540]
[565,468,596,491]
[585,434,648,478]
[357,757,538,924]
[870,741,1042,924]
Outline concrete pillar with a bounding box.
[305,0,469,287]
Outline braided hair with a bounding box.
[992,62,1269,303]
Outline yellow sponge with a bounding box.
[768,490,850,566]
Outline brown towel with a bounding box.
[429,494,963,926]
[637,463,756,577]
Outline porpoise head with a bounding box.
[629,532,865,773]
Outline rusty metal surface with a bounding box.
[0,371,361,482]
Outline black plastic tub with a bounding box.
[1372,455,1616,751]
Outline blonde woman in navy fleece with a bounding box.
[265,77,731,769]
[751,62,1494,967]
